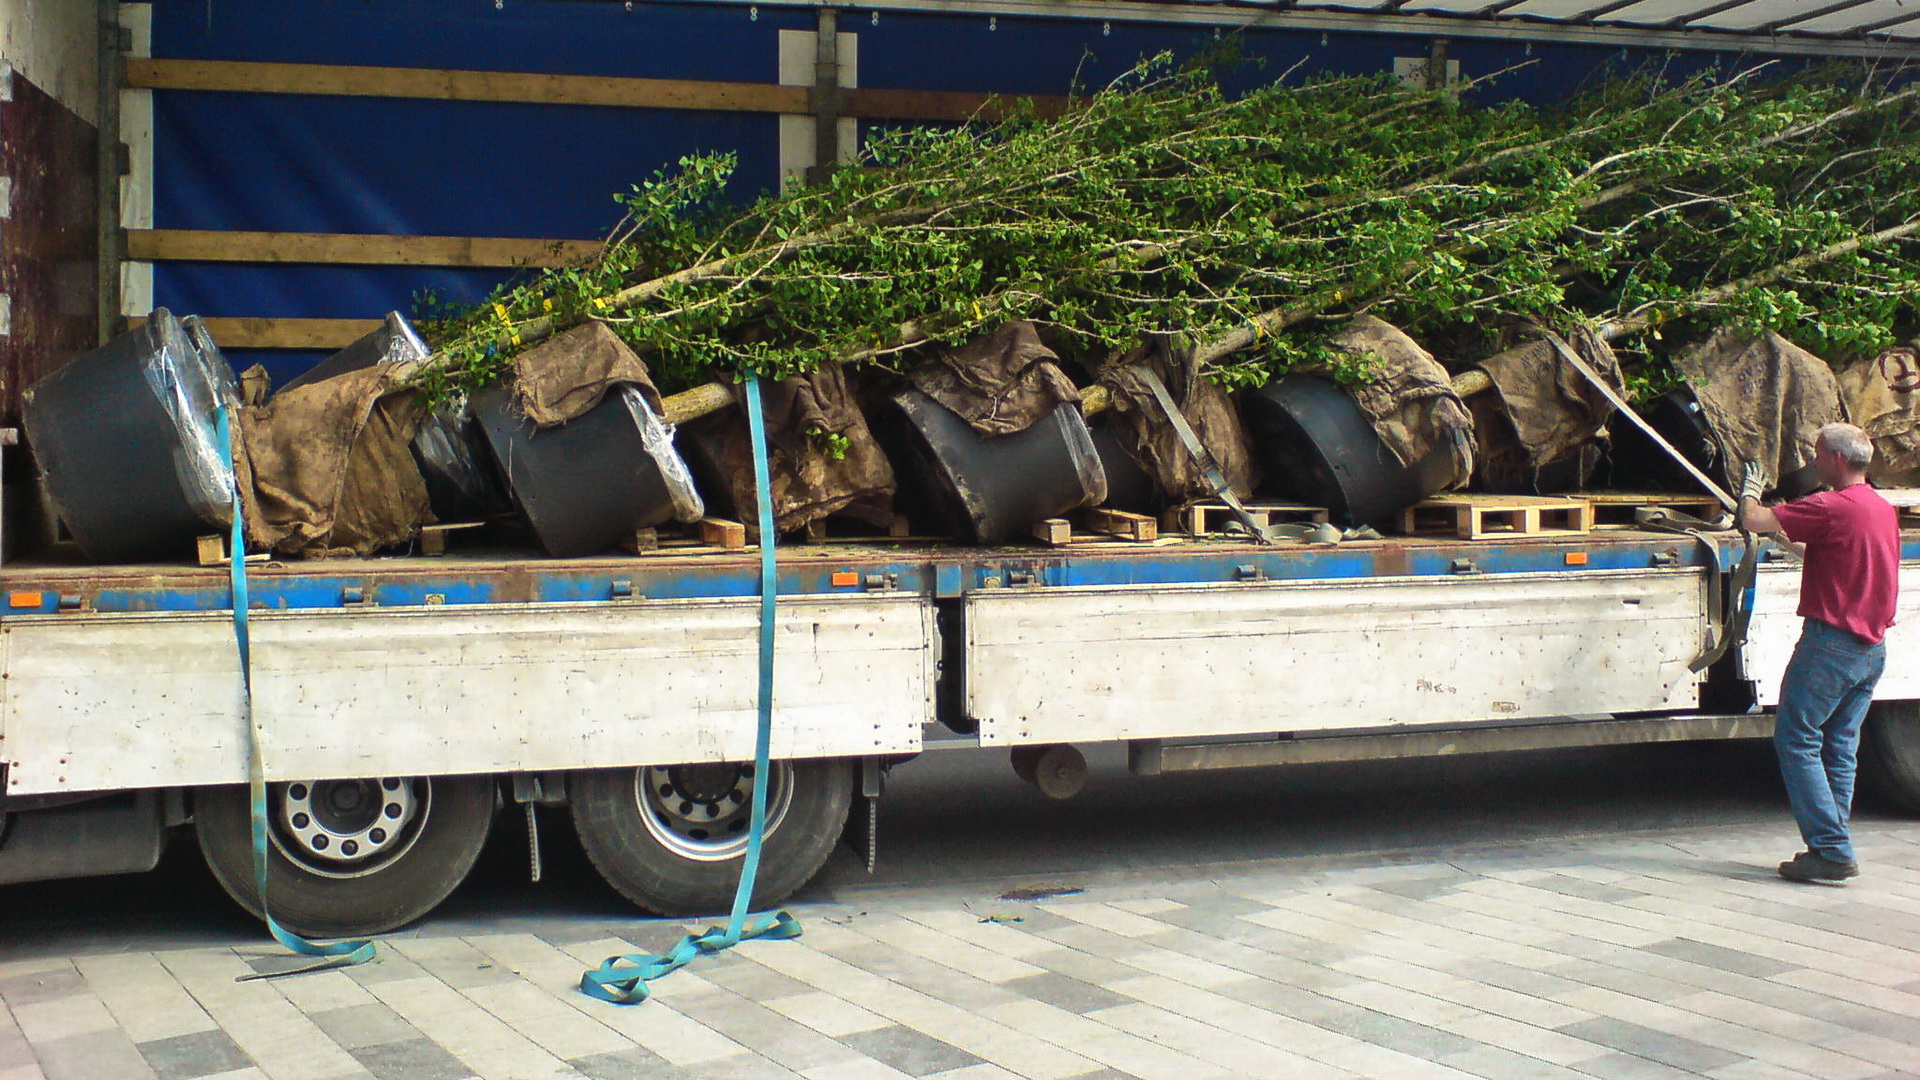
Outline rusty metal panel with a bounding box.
[0,66,100,429]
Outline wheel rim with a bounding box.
[270,777,431,880]
[634,761,794,863]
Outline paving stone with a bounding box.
[30,1029,155,1080]
[1435,1043,1594,1080]
[348,1038,475,1080]
[999,973,1132,1015]
[137,1030,253,1080]
[568,1047,683,1080]
[305,1005,420,1053]
[1556,1017,1746,1074]
[1642,938,1797,980]
[688,959,814,1002]
[9,994,118,1043]
[1570,1050,1705,1079]
[0,970,84,1007]
[1544,959,1698,1003]
[1015,949,1147,990]
[840,1026,985,1077]
[833,944,1023,1012]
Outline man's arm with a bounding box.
[1740,497,1781,533]
[1739,497,1806,557]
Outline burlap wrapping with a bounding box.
[237,367,431,556]
[1327,316,1475,488]
[237,364,272,408]
[1470,326,1622,492]
[908,321,1081,437]
[512,321,664,428]
[692,362,896,534]
[1095,336,1259,502]
[1675,328,1844,487]
[1838,343,1920,486]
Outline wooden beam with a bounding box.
[129,315,381,350]
[124,58,1070,122]
[126,58,808,114]
[127,229,602,268]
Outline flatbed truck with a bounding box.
[4,528,1917,935]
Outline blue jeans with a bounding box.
[1774,618,1886,864]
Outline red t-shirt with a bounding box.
[1771,482,1901,644]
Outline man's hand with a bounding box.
[1738,460,1783,533]
[1739,460,1767,503]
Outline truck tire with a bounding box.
[1860,700,1920,814]
[195,775,496,937]
[570,757,854,916]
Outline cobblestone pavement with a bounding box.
[5,819,1920,1080]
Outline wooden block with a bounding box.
[698,517,748,550]
[1032,518,1072,546]
[196,534,226,566]
[1085,507,1158,542]
[418,521,485,557]
[888,515,912,538]
[619,527,659,554]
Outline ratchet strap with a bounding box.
[580,372,800,1006]
[1131,365,1275,544]
[1631,506,1759,673]
[215,405,376,982]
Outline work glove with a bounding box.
[1738,460,1767,503]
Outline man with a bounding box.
[1739,422,1900,883]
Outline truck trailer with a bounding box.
[4,1,1920,936]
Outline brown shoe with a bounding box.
[1778,851,1859,883]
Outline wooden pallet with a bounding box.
[1581,493,1723,529]
[1163,501,1329,537]
[1400,494,1593,540]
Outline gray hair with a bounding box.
[1818,422,1874,469]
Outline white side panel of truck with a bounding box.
[1,594,932,795]
[1744,563,1920,707]
[965,569,1707,744]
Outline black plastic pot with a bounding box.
[1242,373,1457,527]
[471,385,703,557]
[1608,386,1820,500]
[1088,419,1162,515]
[278,313,511,521]
[21,309,234,563]
[877,389,1106,544]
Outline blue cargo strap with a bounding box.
[579,372,800,1005]
[215,405,377,981]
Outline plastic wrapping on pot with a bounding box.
[879,389,1106,544]
[181,314,241,413]
[472,384,703,557]
[409,395,513,521]
[279,312,430,391]
[22,308,236,562]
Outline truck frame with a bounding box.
[4,528,1917,935]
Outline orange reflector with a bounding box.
[830,571,860,587]
[1564,552,1589,566]
[7,591,43,608]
